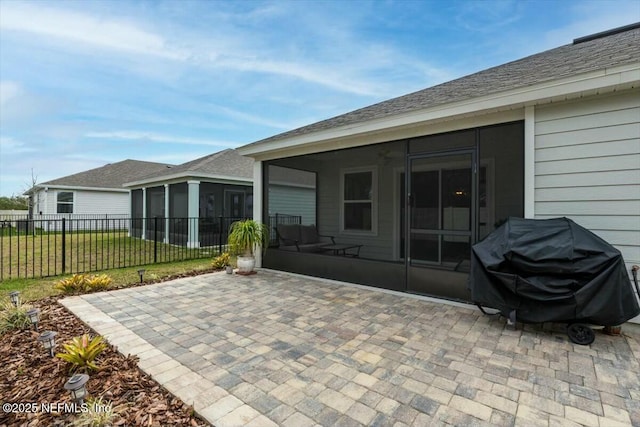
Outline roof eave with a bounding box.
[238,63,640,160]
[29,184,129,193]
[123,171,253,188]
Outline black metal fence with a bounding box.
[267,213,303,247]
[0,216,252,280]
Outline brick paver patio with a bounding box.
[62,269,640,426]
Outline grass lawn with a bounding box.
[1,229,216,280]
[0,258,217,302]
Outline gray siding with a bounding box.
[534,90,640,322]
[269,185,316,225]
[316,142,404,260]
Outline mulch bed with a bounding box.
[0,269,220,426]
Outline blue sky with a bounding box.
[1,0,638,197]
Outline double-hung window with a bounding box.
[56,191,74,213]
[341,167,377,234]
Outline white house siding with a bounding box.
[74,190,129,215]
[269,184,316,225]
[36,189,130,231]
[534,89,640,323]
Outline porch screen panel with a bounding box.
[199,183,221,247]
[478,121,524,239]
[267,164,317,246]
[268,165,316,225]
[409,129,475,154]
[131,189,143,237]
[145,186,165,240]
[170,183,188,245]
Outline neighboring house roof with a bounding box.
[27,159,175,194]
[240,23,640,152]
[268,165,316,188]
[123,149,254,187]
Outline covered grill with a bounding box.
[470,217,639,344]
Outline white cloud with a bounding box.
[0,136,36,153]
[0,2,448,98]
[543,8,639,48]
[85,131,240,148]
[216,57,381,97]
[0,81,21,107]
[0,3,186,60]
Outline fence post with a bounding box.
[154,216,158,264]
[61,218,66,274]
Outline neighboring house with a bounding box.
[268,165,317,226]
[122,149,254,247]
[237,24,640,320]
[25,159,174,230]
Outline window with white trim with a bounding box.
[341,167,377,233]
[56,191,74,213]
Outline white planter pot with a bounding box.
[236,256,255,273]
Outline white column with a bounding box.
[164,184,170,244]
[42,188,48,232]
[524,105,535,219]
[253,161,263,268]
[187,180,200,248]
[127,190,132,237]
[141,187,147,239]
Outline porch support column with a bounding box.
[253,161,263,268]
[127,190,132,237]
[141,187,147,239]
[524,105,535,219]
[187,180,200,248]
[43,188,48,232]
[164,184,170,244]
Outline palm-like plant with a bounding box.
[57,334,107,373]
[227,220,269,257]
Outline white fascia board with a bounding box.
[36,185,128,193]
[123,172,253,188]
[270,181,316,189]
[238,64,640,160]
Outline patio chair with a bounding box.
[276,224,335,252]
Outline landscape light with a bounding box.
[64,374,90,404]
[37,331,57,357]
[26,308,41,331]
[9,291,20,307]
[137,269,145,283]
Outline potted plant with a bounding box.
[227,219,269,274]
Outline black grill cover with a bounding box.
[470,217,639,326]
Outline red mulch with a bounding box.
[1,270,219,426]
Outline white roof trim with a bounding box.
[33,185,128,193]
[238,63,640,159]
[123,172,253,188]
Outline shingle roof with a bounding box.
[39,159,174,189]
[129,149,253,184]
[243,23,640,148]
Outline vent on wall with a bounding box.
[573,22,640,44]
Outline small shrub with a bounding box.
[71,396,118,427]
[0,298,33,334]
[212,252,231,269]
[55,274,113,293]
[85,274,112,291]
[57,334,107,373]
[55,274,88,293]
